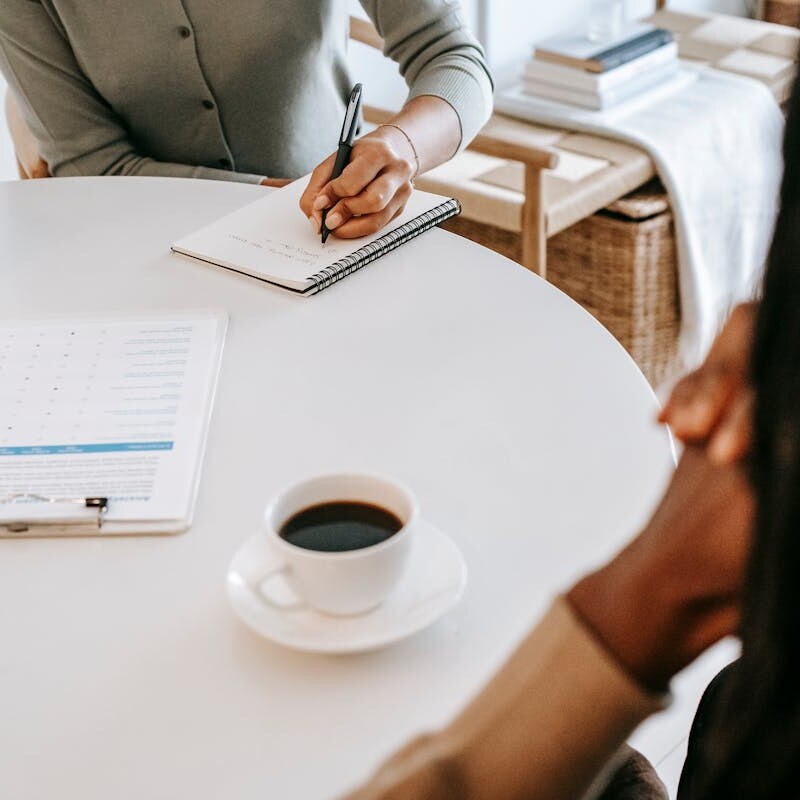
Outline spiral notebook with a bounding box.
[171,178,460,295]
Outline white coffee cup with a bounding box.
[259,473,418,616]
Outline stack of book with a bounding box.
[522,23,679,111]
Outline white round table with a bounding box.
[0,177,730,799]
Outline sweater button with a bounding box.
[202,99,215,110]
[178,26,191,38]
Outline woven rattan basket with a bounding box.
[442,181,681,386]
[547,183,681,387]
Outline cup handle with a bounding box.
[254,563,307,612]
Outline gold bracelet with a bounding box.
[380,123,420,180]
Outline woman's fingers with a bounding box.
[320,173,412,238]
[299,152,338,219]
[659,364,736,440]
[659,302,757,459]
[333,182,413,239]
[325,150,388,207]
[301,126,417,239]
[707,388,753,464]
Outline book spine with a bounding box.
[306,199,462,295]
[592,29,673,72]
[525,41,677,91]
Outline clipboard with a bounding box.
[0,494,108,536]
[0,311,227,537]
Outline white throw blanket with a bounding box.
[496,67,785,368]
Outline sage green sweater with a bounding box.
[0,1,492,182]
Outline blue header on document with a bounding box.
[0,441,175,457]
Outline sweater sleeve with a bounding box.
[0,1,263,182]
[340,597,667,800]
[360,0,493,151]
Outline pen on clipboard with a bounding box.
[321,83,363,245]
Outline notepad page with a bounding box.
[0,312,226,527]
[172,177,451,290]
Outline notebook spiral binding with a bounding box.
[307,198,461,294]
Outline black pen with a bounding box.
[321,83,363,244]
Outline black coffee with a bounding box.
[279,501,403,552]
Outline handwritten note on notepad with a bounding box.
[171,177,460,294]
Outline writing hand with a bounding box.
[299,125,416,240]
[659,302,757,464]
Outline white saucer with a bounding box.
[226,520,467,654]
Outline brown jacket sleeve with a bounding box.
[341,597,668,800]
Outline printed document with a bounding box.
[0,312,226,533]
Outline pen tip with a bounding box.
[321,229,329,245]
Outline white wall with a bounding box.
[348,0,756,107]
[487,0,756,81]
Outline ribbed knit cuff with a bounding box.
[408,58,493,151]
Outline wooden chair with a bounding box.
[4,90,48,179]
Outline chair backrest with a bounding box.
[4,90,49,179]
[349,16,384,50]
